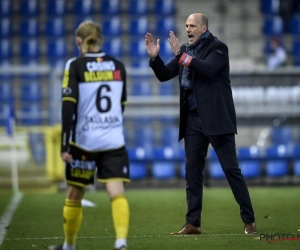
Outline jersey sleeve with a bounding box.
[121,62,127,106]
[120,63,127,112]
[61,58,78,152]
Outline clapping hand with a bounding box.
[145,33,160,59]
[168,31,180,56]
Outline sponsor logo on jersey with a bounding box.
[62,87,72,95]
[84,70,122,82]
[70,159,96,170]
[86,61,115,71]
[82,115,122,131]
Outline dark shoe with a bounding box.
[47,245,63,250]
[171,223,201,235]
[244,222,257,235]
[115,246,127,250]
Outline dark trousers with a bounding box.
[184,112,255,227]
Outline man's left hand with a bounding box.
[168,31,181,56]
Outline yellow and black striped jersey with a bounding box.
[61,51,127,152]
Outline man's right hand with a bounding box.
[145,33,160,59]
[61,151,72,163]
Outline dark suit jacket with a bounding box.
[149,32,237,141]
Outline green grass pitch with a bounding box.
[0,187,300,250]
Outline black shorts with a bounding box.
[65,145,130,187]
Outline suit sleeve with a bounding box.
[61,59,78,153]
[149,55,178,82]
[178,43,229,77]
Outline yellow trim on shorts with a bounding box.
[66,180,87,188]
[62,97,77,103]
[69,142,125,153]
[98,178,131,183]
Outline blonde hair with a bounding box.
[75,20,102,52]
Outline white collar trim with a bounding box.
[84,52,106,57]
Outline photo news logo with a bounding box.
[260,233,300,242]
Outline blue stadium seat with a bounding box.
[265,160,288,177]
[73,16,94,32]
[128,39,149,58]
[270,126,294,145]
[49,59,66,69]
[260,0,280,15]
[0,59,12,67]
[180,162,185,178]
[19,0,40,16]
[133,126,154,147]
[46,0,67,16]
[0,82,13,103]
[293,56,300,66]
[128,17,150,37]
[160,126,178,147]
[154,17,177,37]
[20,81,42,103]
[102,38,123,58]
[152,162,175,179]
[19,18,40,37]
[102,17,122,37]
[19,103,44,126]
[154,126,184,160]
[262,15,284,35]
[153,0,176,16]
[46,39,68,62]
[128,0,148,15]
[100,0,121,16]
[130,77,152,96]
[238,146,261,160]
[73,0,93,15]
[239,161,261,179]
[0,18,12,37]
[0,0,12,16]
[294,145,300,157]
[158,116,176,125]
[159,40,174,62]
[130,58,149,69]
[208,148,218,161]
[292,39,300,57]
[130,162,147,180]
[19,59,41,67]
[264,144,292,159]
[208,161,226,179]
[128,146,152,161]
[289,14,300,35]
[0,104,9,126]
[0,39,13,59]
[45,17,66,37]
[293,160,300,176]
[158,81,174,95]
[132,117,153,126]
[238,146,261,179]
[264,144,290,178]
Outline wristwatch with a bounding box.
[176,50,183,60]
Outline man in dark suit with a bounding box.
[145,13,257,235]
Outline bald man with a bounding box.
[145,13,257,235]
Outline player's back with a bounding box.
[63,52,127,151]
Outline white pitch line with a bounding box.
[0,193,23,246]
[5,233,250,241]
